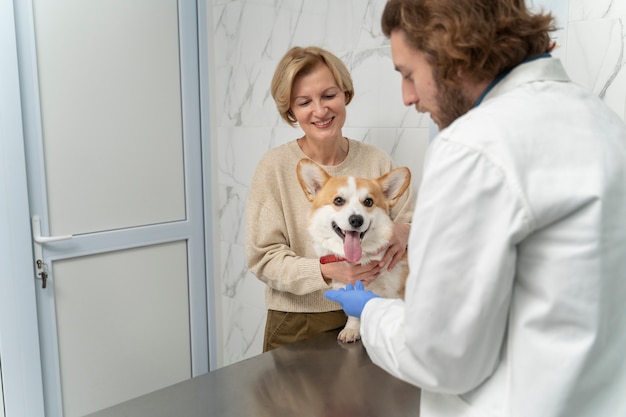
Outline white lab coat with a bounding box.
[361,58,626,416]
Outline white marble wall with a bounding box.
[206,0,626,367]
[567,0,626,118]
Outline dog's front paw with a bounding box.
[337,327,361,343]
[338,316,361,343]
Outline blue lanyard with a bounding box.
[473,53,551,107]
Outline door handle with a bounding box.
[31,215,74,288]
[32,215,73,243]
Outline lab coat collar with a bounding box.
[481,57,571,104]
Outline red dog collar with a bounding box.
[320,254,345,264]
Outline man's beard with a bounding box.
[432,79,474,130]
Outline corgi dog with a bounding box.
[296,158,411,343]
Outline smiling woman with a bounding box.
[290,64,349,166]
[270,46,354,126]
[245,46,416,352]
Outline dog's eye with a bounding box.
[333,197,345,206]
[363,198,374,207]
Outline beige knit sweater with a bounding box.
[245,138,416,313]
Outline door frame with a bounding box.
[0,0,46,416]
[197,0,219,370]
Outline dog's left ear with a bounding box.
[296,159,330,202]
[377,167,411,208]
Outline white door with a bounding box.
[14,1,212,416]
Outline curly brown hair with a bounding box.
[381,0,557,87]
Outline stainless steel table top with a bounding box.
[87,329,421,417]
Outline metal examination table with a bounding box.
[87,329,421,417]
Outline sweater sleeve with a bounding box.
[245,152,329,296]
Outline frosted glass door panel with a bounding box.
[33,0,185,236]
[53,241,191,417]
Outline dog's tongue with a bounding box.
[344,231,362,263]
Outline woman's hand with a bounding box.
[380,222,410,271]
[320,260,383,286]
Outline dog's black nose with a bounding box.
[349,214,364,228]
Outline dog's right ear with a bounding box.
[296,159,329,202]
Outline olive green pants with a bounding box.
[263,310,347,352]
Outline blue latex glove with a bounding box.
[324,280,380,318]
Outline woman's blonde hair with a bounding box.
[271,46,354,127]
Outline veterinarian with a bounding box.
[246,46,416,352]
[325,0,626,416]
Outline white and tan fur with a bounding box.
[296,158,411,343]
